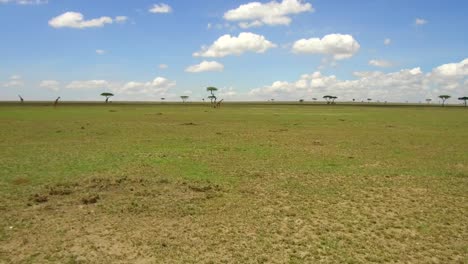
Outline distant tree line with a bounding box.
[14,90,468,108]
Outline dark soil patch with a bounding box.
[31,194,48,204]
[49,187,73,196]
[11,177,30,186]
[158,179,170,184]
[270,129,288,132]
[81,195,100,205]
[188,183,221,193]
[313,140,323,146]
[189,185,212,192]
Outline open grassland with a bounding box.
[0,103,467,263]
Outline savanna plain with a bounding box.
[0,103,467,263]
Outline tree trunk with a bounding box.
[105,97,109,103]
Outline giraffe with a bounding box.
[54,97,61,107]
[215,99,224,108]
[18,95,24,103]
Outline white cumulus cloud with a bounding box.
[115,16,128,23]
[62,77,176,100]
[369,59,393,68]
[118,77,176,95]
[384,38,391,45]
[149,3,172,13]
[292,34,360,60]
[0,0,47,5]
[431,59,468,78]
[49,12,113,29]
[3,75,24,87]
[218,87,238,99]
[249,58,468,102]
[194,32,277,58]
[66,80,111,89]
[39,80,60,91]
[224,0,313,28]
[185,61,224,73]
[415,18,428,26]
[159,64,168,69]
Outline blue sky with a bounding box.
[0,0,467,102]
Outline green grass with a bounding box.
[0,103,467,263]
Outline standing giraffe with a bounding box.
[54,97,61,107]
[18,95,24,103]
[215,99,224,108]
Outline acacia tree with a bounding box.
[323,95,337,104]
[426,98,432,104]
[101,92,114,103]
[439,95,451,106]
[299,99,304,103]
[459,96,468,107]
[161,98,165,102]
[206,87,218,105]
[367,98,372,103]
[207,95,216,104]
[180,95,189,103]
